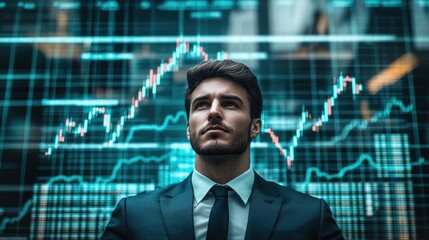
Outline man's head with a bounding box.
[185,60,263,157]
[185,60,262,120]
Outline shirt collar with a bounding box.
[192,167,254,205]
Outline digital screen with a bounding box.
[0,0,428,239]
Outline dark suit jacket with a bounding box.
[101,172,344,240]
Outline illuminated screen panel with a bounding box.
[0,0,428,239]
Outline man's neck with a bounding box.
[194,152,250,184]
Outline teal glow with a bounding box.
[41,99,119,106]
[190,11,222,19]
[0,199,33,235]
[52,1,80,9]
[364,0,402,7]
[139,1,151,9]
[228,52,268,60]
[80,52,134,60]
[125,111,187,143]
[330,98,414,144]
[96,0,119,11]
[303,154,426,185]
[0,35,397,44]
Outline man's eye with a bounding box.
[223,101,238,108]
[196,102,209,109]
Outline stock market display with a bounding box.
[0,0,428,239]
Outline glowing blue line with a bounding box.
[271,74,361,161]
[46,175,87,185]
[0,74,50,80]
[41,99,119,106]
[81,52,134,60]
[0,199,33,235]
[304,154,426,185]
[190,11,222,19]
[44,155,169,186]
[330,98,413,144]
[45,42,196,156]
[52,2,81,9]
[2,153,424,234]
[228,52,268,60]
[0,35,397,44]
[40,143,160,150]
[95,154,169,183]
[125,111,187,143]
[0,153,168,233]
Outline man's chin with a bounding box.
[194,143,246,156]
[196,147,231,156]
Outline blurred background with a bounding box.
[0,0,428,238]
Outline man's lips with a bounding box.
[203,125,227,134]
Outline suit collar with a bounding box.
[160,172,282,240]
[160,175,195,240]
[192,168,255,205]
[245,172,282,240]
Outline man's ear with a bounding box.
[186,122,190,140]
[250,118,261,139]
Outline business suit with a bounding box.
[101,171,343,240]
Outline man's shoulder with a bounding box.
[255,174,321,203]
[124,178,188,203]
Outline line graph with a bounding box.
[0,154,168,234]
[95,154,169,184]
[302,154,426,186]
[0,199,33,235]
[125,111,187,143]
[3,152,425,235]
[27,39,418,237]
[1,1,426,238]
[45,40,224,156]
[42,39,369,169]
[45,154,169,185]
[329,98,414,144]
[264,75,362,166]
[42,39,367,162]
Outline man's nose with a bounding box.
[208,100,223,121]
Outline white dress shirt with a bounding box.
[192,168,255,240]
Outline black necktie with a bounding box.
[206,185,229,240]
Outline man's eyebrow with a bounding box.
[191,95,210,104]
[191,94,244,104]
[219,94,244,104]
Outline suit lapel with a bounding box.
[245,173,282,240]
[160,174,195,240]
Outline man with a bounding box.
[101,60,344,240]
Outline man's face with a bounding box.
[187,77,260,156]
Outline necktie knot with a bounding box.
[210,185,229,199]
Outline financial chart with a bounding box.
[0,0,428,239]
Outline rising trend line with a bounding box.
[46,154,169,186]
[46,174,88,186]
[303,154,426,185]
[125,111,187,143]
[94,154,169,184]
[0,199,33,235]
[264,75,362,167]
[329,97,413,144]
[45,40,227,156]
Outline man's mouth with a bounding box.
[203,125,227,134]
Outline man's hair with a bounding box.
[185,59,262,119]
